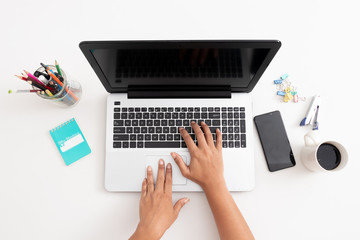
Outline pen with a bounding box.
[312,106,319,130]
[8,89,40,94]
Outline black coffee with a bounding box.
[316,143,341,170]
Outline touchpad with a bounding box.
[145,155,188,185]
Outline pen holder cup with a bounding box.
[34,65,82,107]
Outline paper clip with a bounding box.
[274,80,283,84]
[280,73,288,80]
[277,91,286,96]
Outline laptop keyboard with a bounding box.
[112,102,246,149]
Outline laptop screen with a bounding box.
[80,41,281,93]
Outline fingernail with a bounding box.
[167,163,171,169]
[159,159,164,165]
[147,165,152,171]
[191,121,195,124]
[171,152,176,158]
[184,198,190,204]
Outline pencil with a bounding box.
[23,70,47,88]
[55,60,62,77]
[43,66,78,101]
[45,89,53,96]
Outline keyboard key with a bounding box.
[152,134,159,141]
[160,134,166,140]
[130,134,136,141]
[113,142,121,148]
[137,142,144,148]
[145,142,180,148]
[141,107,147,112]
[130,142,136,148]
[114,120,123,126]
[240,120,246,133]
[167,134,174,140]
[137,134,144,140]
[156,127,162,133]
[123,142,129,148]
[121,113,127,119]
[121,107,127,112]
[114,101,120,105]
[125,120,131,126]
[114,127,125,133]
[240,112,246,118]
[114,108,120,112]
[113,134,129,141]
[209,113,220,118]
[135,107,140,112]
[145,134,151,140]
[114,113,120,119]
[212,120,220,126]
[163,127,170,133]
[126,127,133,133]
[240,107,245,111]
[241,134,246,148]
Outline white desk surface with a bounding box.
[1,0,359,239]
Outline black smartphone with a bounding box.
[254,110,296,172]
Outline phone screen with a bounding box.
[254,111,296,172]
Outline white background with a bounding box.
[1,0,359,239]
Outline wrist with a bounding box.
[130,224,161,240]
[201,176,227,194]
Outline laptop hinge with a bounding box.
[128,85,231,98]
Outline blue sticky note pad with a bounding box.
[50,118,91,165]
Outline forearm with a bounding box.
[203,181,254,240]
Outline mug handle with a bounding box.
[304,131,321,146]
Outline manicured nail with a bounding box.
[147,165,152,171]
[167,163,171,169]
[159,159,164,165]
[184,198,190,203]
[171,152,176,158]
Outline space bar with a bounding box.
[145,142,180,148]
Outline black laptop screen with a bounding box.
[91,47,270,88]
[80,41,281,93]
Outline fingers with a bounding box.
[173,198,190,217]
[171,152,190,178]
[215,128,222,151]
[155,159,165,192]
[141,178,147,198]
[191,121,206,147]
[146,165,155,193]
[164,163,172,194]
[200,121,214,146]
[180,127,196,151]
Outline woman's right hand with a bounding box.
[171,121,226,191]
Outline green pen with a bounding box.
[55,60,62,77]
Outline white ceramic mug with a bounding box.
[301,131,348,172]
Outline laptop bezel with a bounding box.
[79,40,281,94]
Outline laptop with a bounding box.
[79,40,281,192]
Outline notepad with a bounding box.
[50,118,91,165]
